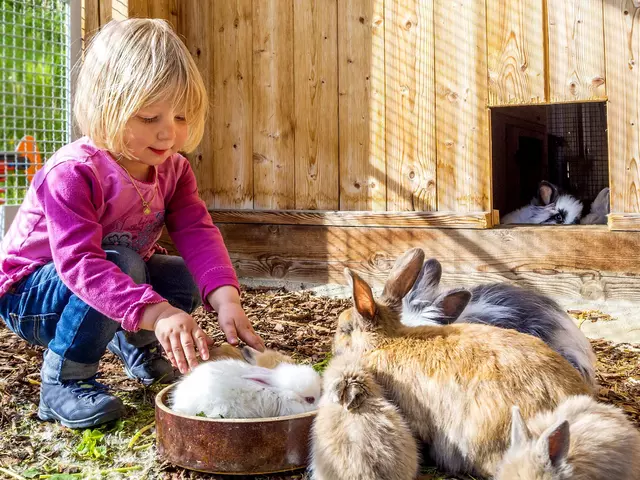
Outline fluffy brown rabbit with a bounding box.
[496,396,640,480]
[208,343,293,368]
[333,247,591,476]
[310,353,419,480]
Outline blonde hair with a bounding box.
[74,18,208,155]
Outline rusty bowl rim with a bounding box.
[155,383,318,423]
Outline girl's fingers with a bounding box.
[158,335,177,367]
[193,328,211,360]
[180,330,199,370]
[170,333,188,374]
[218,315,239,346]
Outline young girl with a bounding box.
[0,18,264,429]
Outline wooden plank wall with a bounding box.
[84,1,640,221]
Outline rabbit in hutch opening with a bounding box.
[332,247,591,477]
[310,353,419,480]
[501,181,583,224]
[171,357,321,419]
[401,258,597,389]
[495,395,640,480]
[580,187,610,225]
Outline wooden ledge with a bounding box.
[209,210,493,229]
[608,214,640,231]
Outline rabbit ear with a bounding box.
[510,406,531,447]
[344,268,377,321]
[435,288,471,322]
[241,366,275,386]
[538,181,559,205]
[537,420,570,467]
[241,346,259,365]
[407,258,442,303]
[382,248,425,303]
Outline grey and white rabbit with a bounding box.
[171,358,321,419]
[580,187,610,225]
[310,353,419,480]
[502,181,583,224]
[495,395,640,480]
[401,258,597,389]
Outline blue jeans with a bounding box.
[0,247,200,383]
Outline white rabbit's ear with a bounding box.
[382,248,425,303]
[510,406,531,447]
[241,367,275,386]
[537,420,570,467]
[416,258,442,293]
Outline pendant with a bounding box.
[143,204,151,215]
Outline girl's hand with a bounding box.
[216,301,265,351]
[207,286,265,351]
[152,305,213,373]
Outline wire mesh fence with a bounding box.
[0,0,70,205]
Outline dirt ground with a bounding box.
[1,288,639,480]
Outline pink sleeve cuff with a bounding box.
[199,266,241,311]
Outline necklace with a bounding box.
[121,165,157,215]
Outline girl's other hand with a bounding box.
[216,301,265,351]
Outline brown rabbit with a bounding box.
[208,343,293,369]
[333,248,591,477]
[496,396,640,480]
[310,353,419,480]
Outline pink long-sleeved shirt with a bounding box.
[0,137,239,331]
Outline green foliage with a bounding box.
[75,429,107,460]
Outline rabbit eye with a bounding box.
[305,396,315,404]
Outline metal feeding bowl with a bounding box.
[155,384,317,475]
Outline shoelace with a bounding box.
[65,375,111,400]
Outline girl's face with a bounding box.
[119,100,189,178]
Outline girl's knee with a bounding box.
[105,246,147,284]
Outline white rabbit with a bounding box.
[580,187,610,225]
[401,258,597,389]
[502,181,583,224]
[171,358,321,419]
[310,354,419,480]
[496,395,640,480]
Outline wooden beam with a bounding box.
[163,223,640,303]
[177,0,215,206]
[338,0,386,211]
[547,0,606,102]
[435,0,490,212]
[205,210,492,228]
[608,213,640,230]
[212,0,253,209]
[604,0,640,213]
[293,0,339,210]
[486,0,546,105]
[385,0,436,211]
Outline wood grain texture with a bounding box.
[338,0,386,211]
[604,0,640,213]
[126,0,148,18]
[176,0,215,206]
[253,0,295,209]
[157,223,640,302]
[608,213,640,230]
[435,0,490,212]
[293,0,339,210]
[547,0,606,101]
[148,0,177,28]
[212,0,253,209]
[207,210,491,228]
[385,0,436,211]
[220,224,640,302]
[486,0,546,105]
